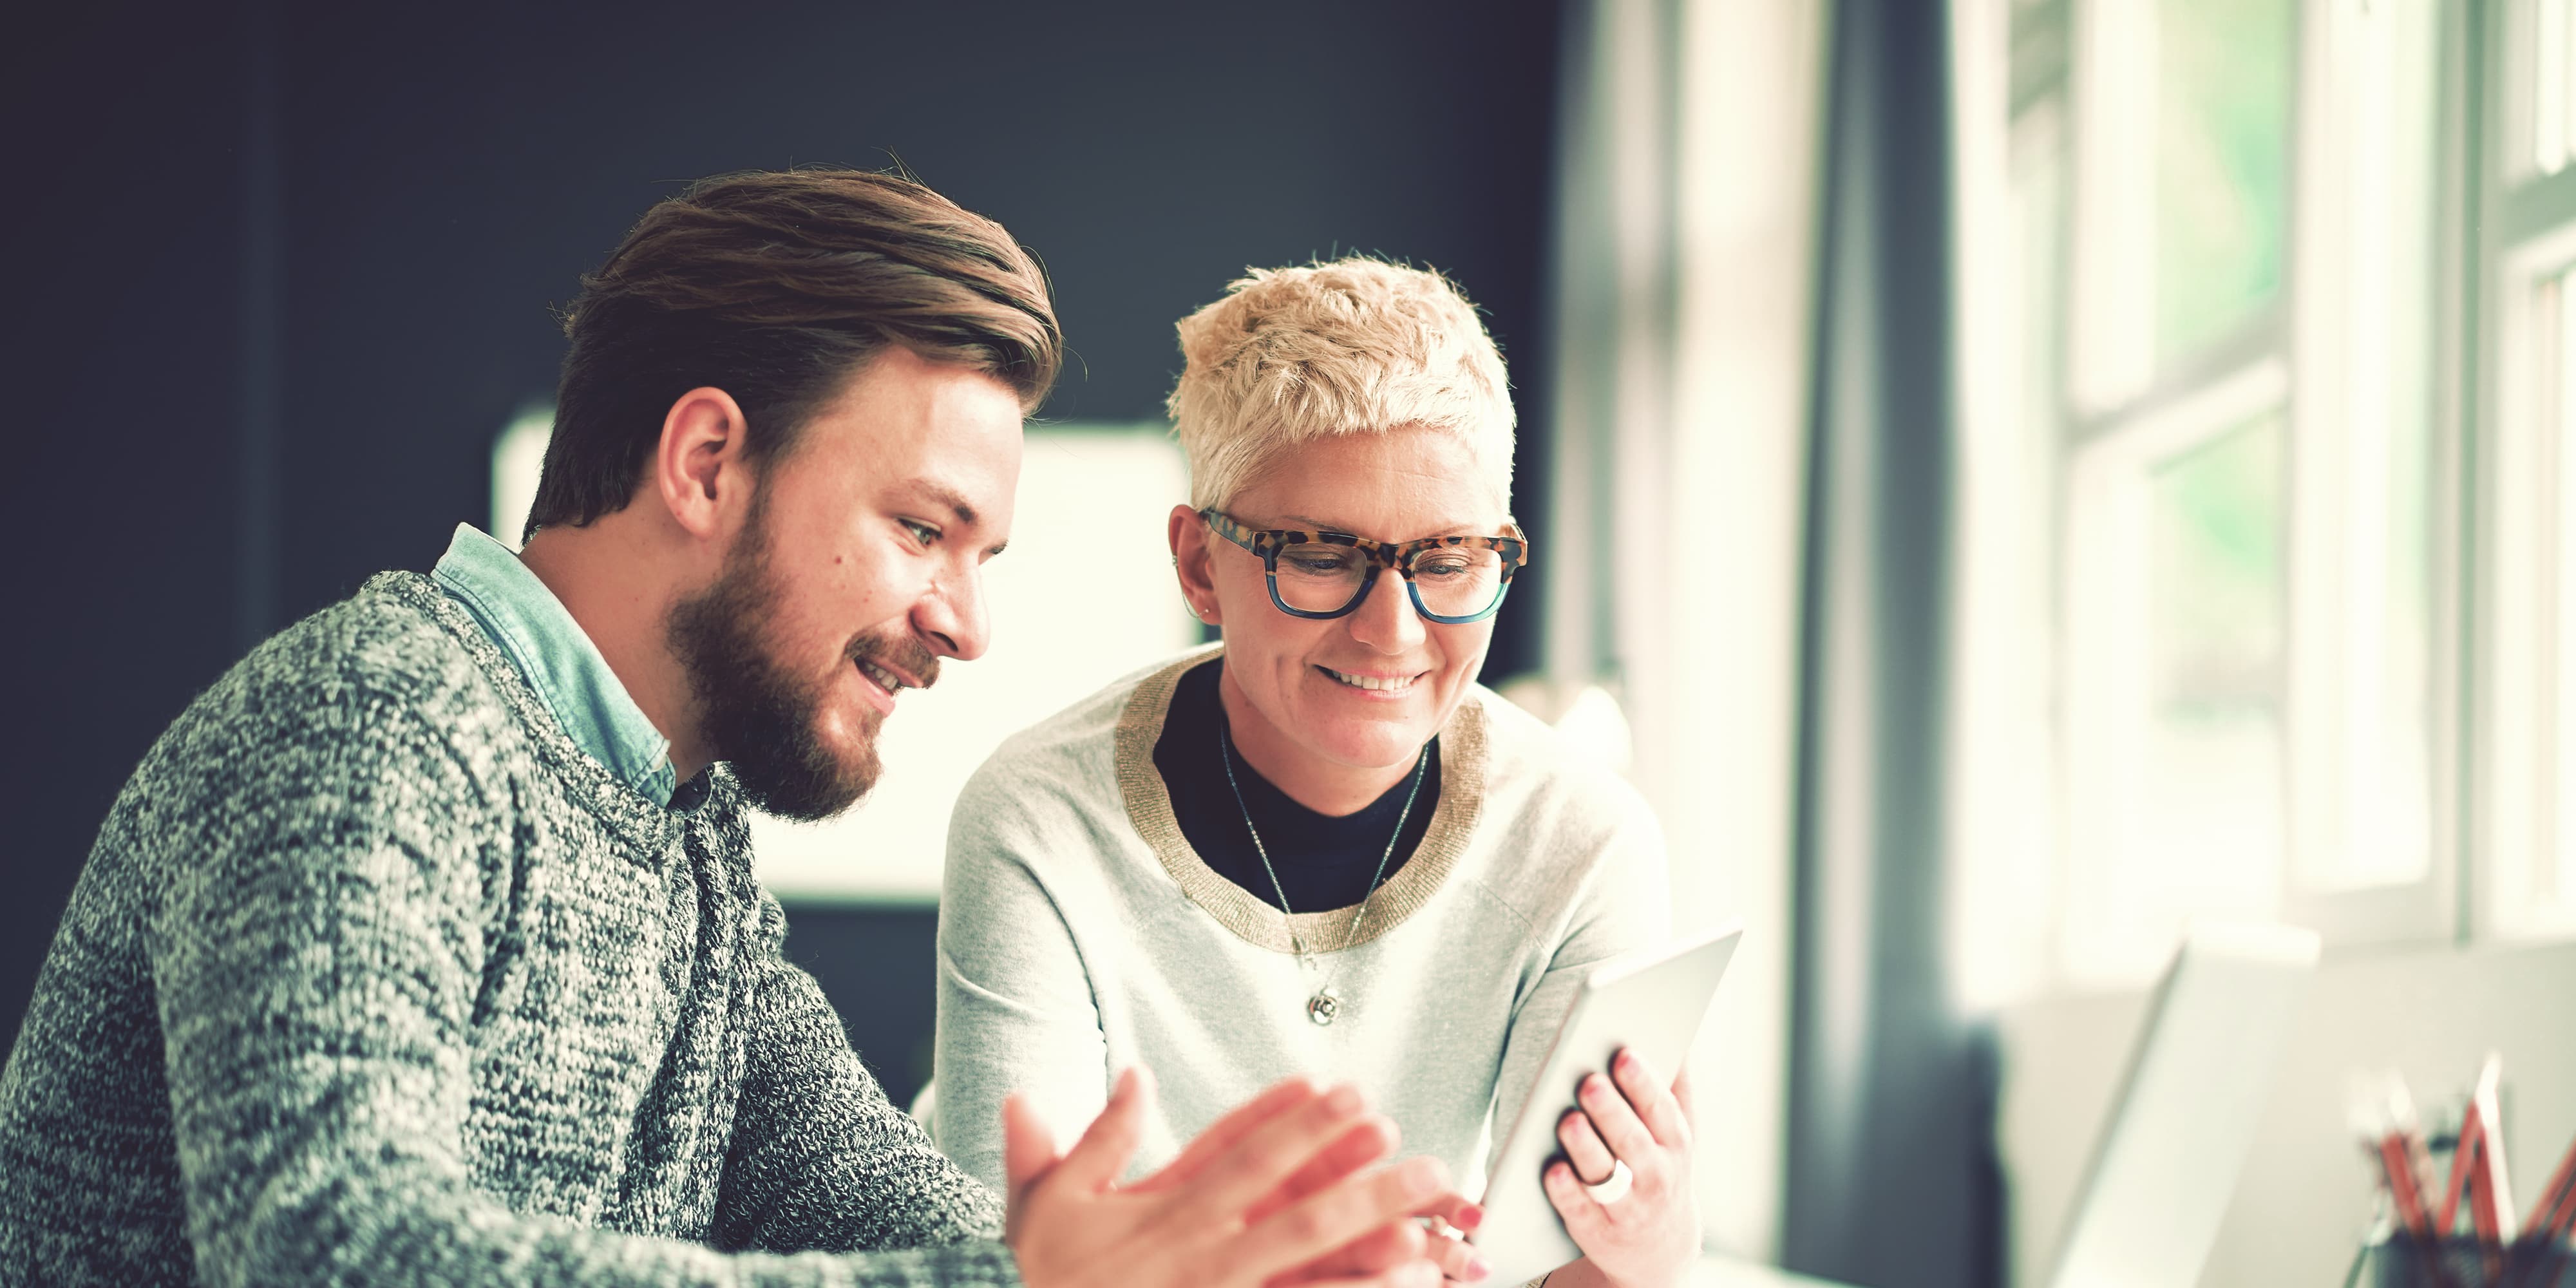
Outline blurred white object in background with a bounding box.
[748,425,1195,902]
[1554,684,1636,775]
[1495,674,1636,776]
[488,402,554,553]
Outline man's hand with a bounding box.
[1126,1078,1489,1285]
[1005,1067,1463,1288]
[1540,1052,1701,1288]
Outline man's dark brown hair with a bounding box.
[524,168,1062,540]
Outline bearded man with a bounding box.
[0,170,1466,1288]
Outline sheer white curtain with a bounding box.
[1542,0,1828,1260]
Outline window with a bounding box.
[2061,0,2334,984]
[2507,0,2576,178]
[2066,0,2295,413]
[2062,366,2295,982]
[1955,0,2473,994]
[2479,0,2576,939]
[2282,0,2450,942]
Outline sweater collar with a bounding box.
[430,524,683,810]
[368,570,719,860]
[1116,644,1489,955]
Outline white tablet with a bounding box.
[1470,923,1744,1282]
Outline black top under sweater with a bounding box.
[1151,658,1439,913]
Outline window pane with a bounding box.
[2481,246,2576,940]
[2566,0,2576,176]
[2555,270,2576,904]
[1949,105,2072,1008]
[2144,413,2287,891]
[2332,389,2438,887]
[2018,129,2068,458]
[2063,398,2290,983]
[2153,0,2295,361]
[2291,0,2443,895]
[2540,0,2574,176]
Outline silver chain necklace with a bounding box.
[1218,723,1429,1027]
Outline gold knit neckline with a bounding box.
[1114,646,1488,954]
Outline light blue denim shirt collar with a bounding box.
[431,524,683,808]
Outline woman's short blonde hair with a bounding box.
[1166,256,1515,512]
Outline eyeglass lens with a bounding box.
[1272,542,1506,619]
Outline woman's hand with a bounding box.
[1004,1066,1459,1288]
[1421,1204,1492,1283]
[1540,1050,1700,1288]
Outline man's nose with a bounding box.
[915,563,992,662]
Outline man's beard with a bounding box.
[665,521,938,822]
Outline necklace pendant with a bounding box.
[1306,987,1342,1027]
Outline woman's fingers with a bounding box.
[1611,1049,1691,1150]
[1422,1221,1490,1283]
[1540,1159,1611,1244]
[1578,1068,1658,1166]
[1416,1191,1482,1233]
[1557,1108,1618,1185]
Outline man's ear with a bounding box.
[654,386,755,541]
[1168,503,1222,626]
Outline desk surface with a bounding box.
[1692,1256,1857,1288]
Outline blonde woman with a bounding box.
[934,260,1701,1287]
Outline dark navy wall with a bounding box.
[6,3,258,1060]
[781,905,943,1110]
[2,0,1566,1062]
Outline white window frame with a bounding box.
[2475,0,2576,942]
[2058,359,2298,985]
[2279,0,2463,946]
[1960,0,2485,995]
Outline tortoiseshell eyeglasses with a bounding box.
[1199,508,1531,624]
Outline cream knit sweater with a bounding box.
[931,647,1672,1202]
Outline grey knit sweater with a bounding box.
[0,573,1021,1288]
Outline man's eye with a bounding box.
[902,520,940,546]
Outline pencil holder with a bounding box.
[2367,1236,2576,1288]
